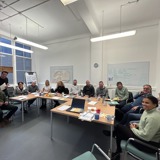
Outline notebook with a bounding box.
[67,98,85,113]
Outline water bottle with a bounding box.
[102,96,105,104]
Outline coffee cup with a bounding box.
[106,115,112,122]
[95,113,99,120]
[96,109,101,114]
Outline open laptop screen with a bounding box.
[67,98,85,113]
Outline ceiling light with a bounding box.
[90,30,136,42]
[91,1,138,42]
[0,42,33,53]
[14,37,48,50]
[60,0,78,5]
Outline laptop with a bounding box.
[67,98,85,113]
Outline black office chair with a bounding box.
[64,88,69,94]
[126,92,133,104]
[7,86,15,97]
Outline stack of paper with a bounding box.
[79,112,95,122]
[88,101,97,105]
[107,101,119,106]
[0,83,6,91]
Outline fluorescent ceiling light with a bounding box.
[60,0,78,5]
[14,37,48,50]
[90,30,136,42]
[0,42,33,53]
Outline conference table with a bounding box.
[9,93,39,122]
[9,93,70,122]
[50,96,115,155]
[10,93,115,155]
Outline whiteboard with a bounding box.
[25,72,38,86]
[107,62,149,86]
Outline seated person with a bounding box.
[0,71,9,96]
[15,82,28,113]
[55,81,68,94]
[70,79,80,95]
[27,81,39,107]
[120,84,152,113]
[40,80,51,110]
[114,82,129,108]
[54,81,68,107]
[83,80,95,97]
[15,82,28,95]
[96,81,109,98]
[0,90,18,127]
[112,95,160,160]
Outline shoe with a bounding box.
[111,152,120,160]
[40,106,46,110]
[20,108,28,113]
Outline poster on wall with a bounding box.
[50,66,73,83]
[25,72,38,86]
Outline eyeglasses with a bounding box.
[143,87,150,90]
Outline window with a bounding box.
[0,37,13,84]
[0,37,32,84]
[15,42,32,83]
[0,37,12,54]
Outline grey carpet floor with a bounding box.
[0,105,134,160]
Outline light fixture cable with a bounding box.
[90,0,139,42]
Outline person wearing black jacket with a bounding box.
[83,80,95,97]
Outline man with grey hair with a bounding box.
[27,81,39,108]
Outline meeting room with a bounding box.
[0,0,160,160]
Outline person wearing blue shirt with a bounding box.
[121,84,152,113]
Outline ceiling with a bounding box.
[0,0,160,44]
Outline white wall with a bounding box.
[33,25,159,96]
[33,36,91,88]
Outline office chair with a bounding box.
[126,92,133,104]
[72,143,110,160]
[121,138,160,160]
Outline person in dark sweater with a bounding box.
[83,80,95,97]
[0,71,9,96]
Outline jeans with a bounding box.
[119,108,142,125]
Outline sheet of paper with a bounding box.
[58,105,71,111]
[79,112,95,122]
[88,101,97,105]
[17,96,27,100]
[0,83,6,91]
[88,106,96,110]
[52,97,61,100]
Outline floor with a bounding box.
[0,104,134,160]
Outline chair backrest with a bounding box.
[72,143,110,160]
[7,87,15,97]
[64,88,69,94]
[127,91,133,103]
[121,138,160,160]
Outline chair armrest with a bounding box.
[125,138,159,152]
[91,143,110,160]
